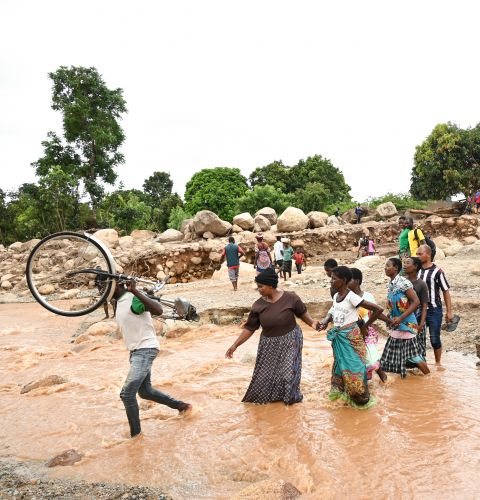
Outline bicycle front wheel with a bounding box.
[26,231,115,317]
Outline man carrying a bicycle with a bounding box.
[115,279,192,438]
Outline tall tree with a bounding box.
[142,171,174,207]
[185,167,248,221]
[33,66,127,214]
[235,185,294,215]
[289,155,352,204]
[248,160,290,192]
[411,122,480,199]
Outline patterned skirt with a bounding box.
[327,323,375,409]
[380,336,424,378]
[242,325,303,405]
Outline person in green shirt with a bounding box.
[280,239,294,281]
[398,216,410,260]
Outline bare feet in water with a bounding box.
[377,368,388,383]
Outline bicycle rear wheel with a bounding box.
[26,231,116,317]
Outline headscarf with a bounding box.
[255,267,278,287]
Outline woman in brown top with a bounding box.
[225,267,320,405]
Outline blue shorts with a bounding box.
[426,306,442,349]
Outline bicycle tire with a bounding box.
[26,231,115,317]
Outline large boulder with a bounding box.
[93,229,119,249]
[255,207,277,225]
[180,218,194,233]
[375,202,397,218]
[193,210,232,236]
[308,211,328,228]
[254,215,271,232]
[131,229,156,240]
[157,228,184,243]
[327,215,340,226]
[118,235,135,249]
[233,212,254,230]
[277,207,309,232]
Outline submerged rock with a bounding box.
[21,375,68,394]
[46,449,84,467]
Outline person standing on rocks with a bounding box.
[416,244,456,364]
[254,233,273,275]
[115,280,192,438]
[273,235,284,274]
[225,267,320,405]
[220,236,245,291]
[355,204,363,224]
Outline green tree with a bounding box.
[168,206,192,230]
[99,189,152,234]
[156,194,183,231]
[411,122,480,199]
[290,155,352,204]
[37,165,78,231]
[185,167,248,221]
[143,171,174,207]
[248,160,290,192]
[33,66,127,215]
[293,182,329,213]
[235,185,294,215]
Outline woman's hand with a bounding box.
[225,345,236,359]
[311,320,321,331]
[317,321,328,331]
[390,317,401,328]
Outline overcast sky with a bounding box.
[1,0,479,202]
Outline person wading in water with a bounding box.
[115,279,192,438]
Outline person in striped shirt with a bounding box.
[416,244,453,364]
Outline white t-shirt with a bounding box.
[329,291,364,327]
[273,241,284,260]
[115,292,160,351]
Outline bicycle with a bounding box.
[25,231,199,321]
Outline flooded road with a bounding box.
[0,300,479,499]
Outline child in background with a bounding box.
[368,236,376,255]
[293,248,306,274]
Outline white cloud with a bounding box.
[1,0,479,200]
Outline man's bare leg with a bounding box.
[434,347,442,364]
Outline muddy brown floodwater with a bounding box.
[1,271,480,498]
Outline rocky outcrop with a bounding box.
[376,202,397,218]
[1,212,479,292]
[254,207,277,225]
[308,211,328,228]
[253,215,271,232]
[232,213,254,230]
[93,229,119,249]
[157,228,184,243]
[193,211,232,236]
[277,207,309,232]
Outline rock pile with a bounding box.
[0,206,479,295]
